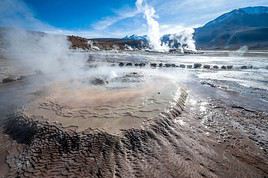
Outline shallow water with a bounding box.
[1,50,268,113]
[0,50,268,178]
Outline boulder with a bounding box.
[90,78,108,85]
[203,65,210,69]
[221,66,227,69]
[139,63,146,67]
[213,65,219,69]
[2,76,24,84]
[227,65,233,69]
[165,64,172,67]
[150,63,157,67]
[2,77,17,83]
[179,64,186,68]
[193,63,202,69]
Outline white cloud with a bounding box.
[151,0,268,26]
[92,7,139,30]
[0,0,55,31]
[0,0,112,38]
[1,0,267,38]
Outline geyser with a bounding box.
[135,0,196,52]
[136,0,168,52]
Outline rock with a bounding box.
[134,63,139,67]
[241,66,247,69]
[2,77,16,83]
[221,66,227,69]
[150,63,157,67]
[171,64,176,67]
[90,78,108,85]
[193,63,202,69]
[213,65,219,69]
[227,65,233,69]
[187,65,192,69]
[2,75,24,83]
[126,63,132,66]
[169,49,177,53]
[165,64,172,67]
[139,63,146,67]
[159,63,163,67]
[201,81,216,88]
[203,65,210,69]
[179,64,186,68]
[119,62,124,67]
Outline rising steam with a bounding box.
[2,28,88,81]
[136,0,168,52]
[135,0,196,52]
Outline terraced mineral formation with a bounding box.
[21,72,182,134]
[2,71,193,177]
[1,68,267,178]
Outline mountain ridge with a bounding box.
[194,6,268,49]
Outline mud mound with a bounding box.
[3,89,268,178]
[3,90,188,177]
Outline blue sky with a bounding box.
[1,0,268,38]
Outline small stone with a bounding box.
[203,65,210,69]
[193,63,202,69]
[180,64,186,68]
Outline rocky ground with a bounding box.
[0,82,267,177]
[0,51,267,178]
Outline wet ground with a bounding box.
[0,50,267,178]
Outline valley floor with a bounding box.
[0,51,267,177]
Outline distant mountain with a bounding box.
[123,35,148,41]
[2,6,268,51]
[161,34,195,50]
[124,34,194,51]
[194,6,268,49]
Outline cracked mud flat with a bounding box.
[0,53,268,178]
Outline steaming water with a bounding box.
[1,50,268,113]
[135,0,195,52]
[136,0,165,51]
[86,50,268,105]
[176,53,268,91]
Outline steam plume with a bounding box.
[136,0,196,52]
[2,28,87,81]
[136,0,168,52]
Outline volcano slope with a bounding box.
[0,67,267,178]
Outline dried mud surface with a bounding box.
[0,87,267,178]
[0,60,267,177]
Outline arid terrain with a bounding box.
[0,50,267,178]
